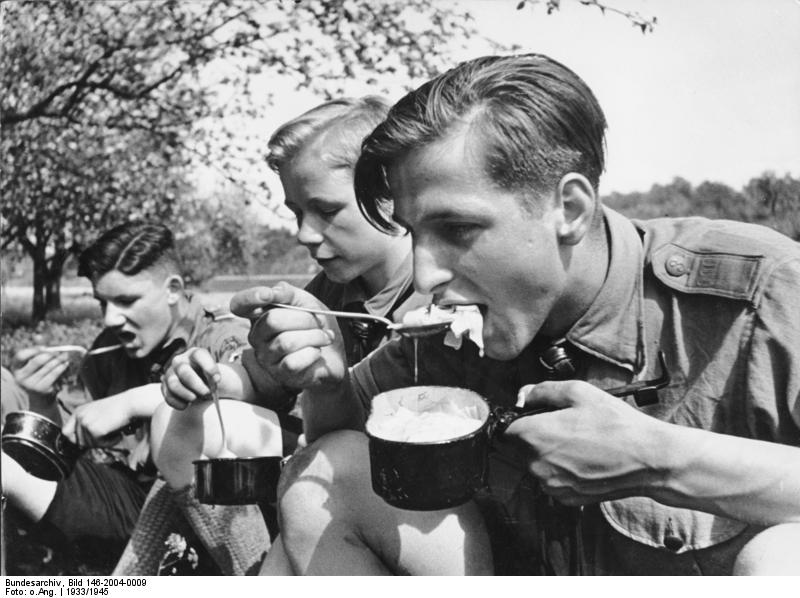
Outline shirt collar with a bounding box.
[340,250,415,318]
[565,207,645,373]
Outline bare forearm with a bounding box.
[117,383,164,420]
[653,423,800,525]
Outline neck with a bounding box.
[162,294,191,346]
[541,218,610,339]
[359,236,411,297]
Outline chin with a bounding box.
[483,339,524,361]
[126,345,151,359]
[323,267,357,285]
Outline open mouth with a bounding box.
[116,330,137,345]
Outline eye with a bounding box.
[113,297,137,308]
[317,205,342,219]
[439,222,481,245]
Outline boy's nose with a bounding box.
[413,246,451,295]
[103,304,126,328]
[296,218,324,246]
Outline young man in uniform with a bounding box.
[230,54,800,575]
[2,222,263,572]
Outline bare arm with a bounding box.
[510,381,800,526]
[62,382,163,446]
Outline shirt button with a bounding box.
[665,254,687,277]
[663,535,684,552]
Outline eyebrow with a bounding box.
[94,293,138,302]
[420,208,485,223]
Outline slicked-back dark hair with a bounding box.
[267,96,391,175]
[77,222,179,281]
[355,53,607,232]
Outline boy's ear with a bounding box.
[555,173,596,246]
[165,275,185,305]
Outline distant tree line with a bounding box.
[174,170,800,284]
[604,171,800,241]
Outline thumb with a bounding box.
[229,286,276,320]
[516,380,586,412]
[61,415,77,444]
[12,346,46,368]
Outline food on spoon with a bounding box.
[400,304,456,327]
[400,304,484,356]
[366,386,485,443]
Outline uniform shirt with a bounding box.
[78,294,250,470]
[350,207,800,554]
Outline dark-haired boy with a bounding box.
[2,222,264,571]
[232,54,800,575]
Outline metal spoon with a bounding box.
[270,303,453,338]
[42,344,124,356]
[208,381,236,458]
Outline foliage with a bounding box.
[603,172,800,241]
[1,0,500,322]
[515,0,657,33]
[743,172,800,240]
[172,188,315,284]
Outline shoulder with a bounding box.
[637,217,800,306]
[194,303,251,361]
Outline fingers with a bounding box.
[255,327,334,366]
[15,350,68,381]
[61,414,77,445]
[230,286,276,320]
[161,348,220,410]
[516,380,600,411]
[30,356,70,390]
[230,283,299,320]
[12,346,48,367]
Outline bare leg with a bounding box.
[733,523,800,575]
[1,451,57,522]
[151,400,284,489]
[259,535,295,575]
[278,430,493,575]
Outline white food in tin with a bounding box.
[401,304,484,356]
[367,388,485,443]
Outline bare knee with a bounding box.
[278,430,367,495]
[152,400,284,489]
[150,401,204,487]
[734,523,800,575]
[277,430,368,525]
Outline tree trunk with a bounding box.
[31,243,48,323]
[45,269,62,311]
[45,247,67,312]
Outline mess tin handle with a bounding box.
[489,351,671,437]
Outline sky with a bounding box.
[201,0,800,225]
[458,0,800,195]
